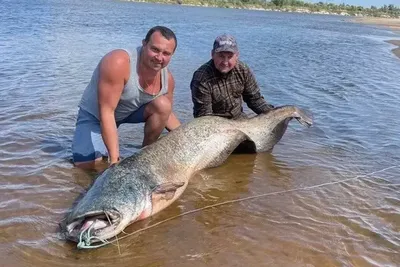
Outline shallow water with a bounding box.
[0,0,399,266]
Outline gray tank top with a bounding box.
[79,47,169,122]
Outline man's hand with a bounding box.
[108,156,121,166]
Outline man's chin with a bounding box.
[151,64,163,71]
[218,68,232,74]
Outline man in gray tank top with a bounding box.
[72,26,181,169]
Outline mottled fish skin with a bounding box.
[63,105,312,247]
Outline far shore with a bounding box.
[126,0,400,60]
[353,17,400,59]
[353,17,400,31]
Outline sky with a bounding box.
[309,0,400,8]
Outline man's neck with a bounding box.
[139,67,158,81]
[138,56,159,81]
[138,55,161,94]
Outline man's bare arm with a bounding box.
[98,50,130,164]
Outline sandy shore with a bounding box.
[354,17,400,30]
[354,17,400,59]
[385,40,400,59]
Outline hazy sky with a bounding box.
[309,0,400,8]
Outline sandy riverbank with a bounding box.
[354,17,400,59]
[385,40,400,59]
[353,17,400,30]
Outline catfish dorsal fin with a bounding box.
[152,182,185,201]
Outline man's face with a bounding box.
[212,51,238,73]
[141,31,176,71]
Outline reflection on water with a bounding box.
[1,0,400,266]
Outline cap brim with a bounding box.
[214,47,238,53]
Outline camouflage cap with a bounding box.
[213,34,238,53]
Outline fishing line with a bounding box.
[104,165,399,247]
[105,211,121,255]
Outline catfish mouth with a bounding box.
[296,116,313,127]
[64,209,126,248]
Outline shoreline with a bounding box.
[353,17,400,31]
[126,1,400,60]
[385,40,400,59]
[353,17,400,59]
[126,0,400,18]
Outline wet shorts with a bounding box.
[72,105,147,163]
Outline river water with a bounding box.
[1,0,399,266]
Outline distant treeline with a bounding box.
[137,0,400,17]
[269,0,400,17]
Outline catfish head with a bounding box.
[62,171,184,249]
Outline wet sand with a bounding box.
[354,17,400,59]
[385,40,400,59]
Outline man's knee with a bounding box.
[145,95,172,118]
[74,157,101,169]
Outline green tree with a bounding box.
[272,0,284,7]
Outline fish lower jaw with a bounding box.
[79,216,133,247]
[65,212,127,245]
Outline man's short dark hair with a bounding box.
[144,26,177,51]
